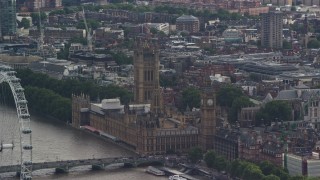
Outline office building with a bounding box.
[0,0,17,37]
[176,15,200,33]
[261,11,283,49]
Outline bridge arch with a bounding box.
[0,65,32,180]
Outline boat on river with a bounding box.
[145,166,165,176]
[168,175,187,180]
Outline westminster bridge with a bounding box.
[0,157,164,174]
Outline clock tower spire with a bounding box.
[200,84,217,151]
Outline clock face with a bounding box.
[207,99,213,106]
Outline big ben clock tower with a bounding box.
[200,89,217,151]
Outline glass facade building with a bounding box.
[0,0,17,37]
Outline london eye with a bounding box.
[0,65,32,180]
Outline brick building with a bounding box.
[72,39,218,155]
[261,11,283,49]
[176,15,200,33]
[29,27,85,43]
[18,0,62,11]
[214,128,240,161]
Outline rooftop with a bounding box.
[176,15,199,22]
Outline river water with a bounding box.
[0,106,168,180]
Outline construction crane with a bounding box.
[37,5,44,54]
[82,7,93,52]
[36,2,48,71]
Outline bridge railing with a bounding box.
[0,156,165,173]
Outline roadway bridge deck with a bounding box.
[0,157,164,174]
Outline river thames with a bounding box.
[0,106,167,180]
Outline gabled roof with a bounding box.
[276,89,320,101]
[176,15,199,22]
[276,90,298,100]
[263,93,273,104]
[262,141,283,153]
[294,83,309,89]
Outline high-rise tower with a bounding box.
[261,11,283,49]
[133,39,161,106]
[0,0,17,38]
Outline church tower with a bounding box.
[133,38,160,105]
[71,94,90,128]
[200,87,217,151]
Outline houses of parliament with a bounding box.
[72,39,217,155]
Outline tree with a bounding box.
[110,51,133,65]
[0,82,15,107]
[188,147,202,164]
[15,69,133,104]
[64,7,75,14]
[229,96,254,123]
[291,23,306,34]
[150,27,158,35]
[181,87,201,111]
[229,159,288,180]
[290,176,306,180]
[283,40,292,49]
[259,161,274,175]
[24,86,71,122]
[70,36,87,45]
[236,160,251,178]
[76,19,100,30]
[215,155,227,172]
[160,75,177,88]
[49,7,76,15]
[180,31,189,37]
[62,0,80,6]
[87,19,100,30]
[18,18,30,29]
[291,6,297,11]
[204,150,216,168]
[271,168,290,180]
[255,101,291,126]
[217,85,243,107]
[49,9,66,16]
[30,12,47,26]
[121,38,134,48]
[57,43,70,60]
[230,160,241,177]
[242,164,264,180]
[306,177,320,180]
[263,174,280,180]
[307,39,320,49]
